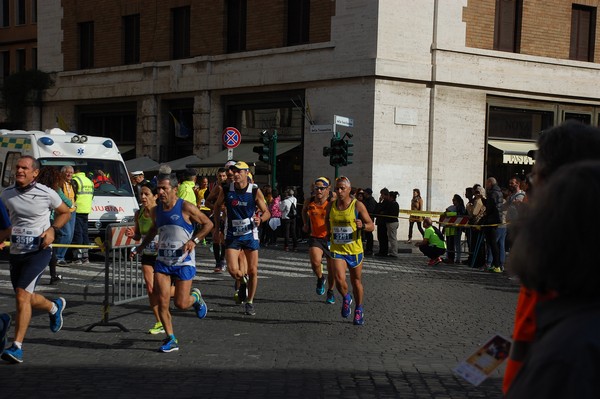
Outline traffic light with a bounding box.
[253,130,272,163]
[341,139,354,166]
[329,137,344,167]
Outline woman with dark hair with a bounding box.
[506,160,600,398]
[125,181,165,335]
[407,188,424,243]
[36,166,71,284]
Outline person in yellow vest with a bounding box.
[55,165,77,266]
[71,167,94,264]
[194,176,211,215]
[177,168,197,205]
[326,175,374,326]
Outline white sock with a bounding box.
[50,303,58,315]
[13,341,22,349]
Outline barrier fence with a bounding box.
[86,222,144,332]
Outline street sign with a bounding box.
[334,115,354,128]
[310,124,333,133]
[227,148,233,160]
[222,127,242,149]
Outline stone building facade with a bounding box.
[5,0,600,237]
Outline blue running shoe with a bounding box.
[354,306,364,325]
[244,302,256,316]
[326,289,335,304]
[238,275,248,303]
[341,294,353,318]
[1,343,23,364]
[49,297,66,333]
[0,313,10,354]
[159,336,179,353]
[316,276,326,296]
[191,288,208,319]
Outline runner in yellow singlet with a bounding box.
[326,176,374,325]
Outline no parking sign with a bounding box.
[222,127,242,149]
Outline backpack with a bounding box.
[287,201,297,218]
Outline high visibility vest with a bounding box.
[73,172,94,214]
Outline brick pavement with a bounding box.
[0,243,519,398]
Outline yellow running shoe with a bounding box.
[148,322,165,335]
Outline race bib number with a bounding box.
[11,226,41,252]
[232,218,252,237]
[157,241,184,264]
[333,226,353,244]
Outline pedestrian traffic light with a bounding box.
[341,139,354,166]
[253,130,272,163]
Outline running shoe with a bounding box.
[326,289,335,304]
[148,321,165,335]
[238,275,248,303]
[354,306,364,326]
[491,266,503,273]
[234,291,242,304]
[191,288,208,319]
[316,276,326,296]
[159,337,179,353]
[0,313,10,353]
[341,294,353,318]
[49,297,66,333]
[434,257,443,265]
[1,343,22,363]
[245,302,256,316]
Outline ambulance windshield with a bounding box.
[39,158,134,197]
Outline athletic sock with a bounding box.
[50,303,58,315]
[14,341,22,349]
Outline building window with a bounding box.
[31,47,36,69]
[79,21,94,69]
[493,0,522,52]
[226,0,247,53]
[570,5,596,62]
[488,106,554,141]
[1,0,9,27]
[171,6,190,60]
[287,0,310,46]
[16,49,25,71]
[123,14,140,65]
[16,0,25,25]
[31,0,36,23]
[0,51,9,79]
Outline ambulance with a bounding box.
[0,128,138,239]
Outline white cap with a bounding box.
[131,171,144,176]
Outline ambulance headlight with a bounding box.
[39,137,54,146]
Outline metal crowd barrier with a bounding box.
[86,222,144,332]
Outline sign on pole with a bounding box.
[222,127,242,149]
[310,124,333,134]
[227,148,233,160]
[334,115,354,128]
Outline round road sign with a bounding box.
[222,127,242,149]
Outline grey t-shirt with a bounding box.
[1,183,62,254]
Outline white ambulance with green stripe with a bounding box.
[0,128,138,240]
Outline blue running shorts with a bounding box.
[331,252,364,269]
[226,237,259,251]
[154,262,196,281]
[9,248,53,293]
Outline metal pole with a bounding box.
[271,130,278,188]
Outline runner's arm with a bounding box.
[41,202,71,249]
